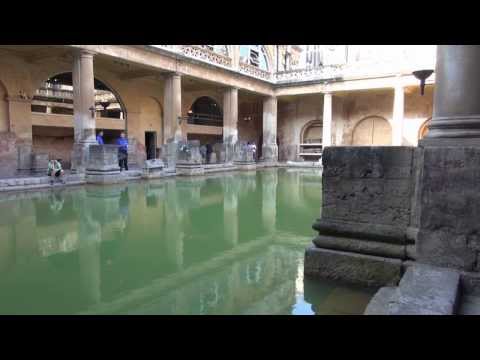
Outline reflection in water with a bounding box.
[0,168,374,315]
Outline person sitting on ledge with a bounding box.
[47,159,65,185]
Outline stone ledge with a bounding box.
[365,263,460,315]
[313,234,406,259]
[304,245,402,288]
[313,218,408,245]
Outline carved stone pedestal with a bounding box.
[86,145,124,184]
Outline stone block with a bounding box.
[304,246,402,288]
[31,153,49,174]
[415,146,480,271]
[365,264,460,315]
[85,145,122,184]
[177,140,202,164]
[313,234,406,259]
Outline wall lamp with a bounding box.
[412,70,434,96]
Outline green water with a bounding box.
[0,168,375,315]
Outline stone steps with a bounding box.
[364,263,460,315]
[0,174,85,192]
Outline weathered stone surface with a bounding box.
[365,264,460,315]
[363,287,397,315]
[321,147,414,229]
[31,153,49,174]
[177,140,202,164]
[313,219,407,245]
[313,235,406,259]
[85,145,122,184]
[304,246,402,287]
[416,146,480,271]
[234,142,255,164]
[143,159,164,178]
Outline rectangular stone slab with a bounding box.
[304,245,402,288]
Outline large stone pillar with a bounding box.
[71,50,96,173]
[414,45,480,271]
[162,73,182,169]
[322,93,332,147]
[262,96,278,162]
[223,87,238,163]
[424,45,480,142]
[392,78,404,146]
[163,72,182,143]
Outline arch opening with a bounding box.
[418,118,431,140]
[188,96,223,127]
[352,116,392,146]
[31,72,126,120]
[301,120,323,144]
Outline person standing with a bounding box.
[96,130,105,145]
[116,131,129,171]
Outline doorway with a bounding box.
[145,131,157,160]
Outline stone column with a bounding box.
[262,96,278,162]
[423,45,480,143]
[322,92,332,147]
[163,72,182,143]
[71,50,96,173]
[223,87,238,163]
[414,45,480,271]
[392,77,405,146]
[163,73,182,169]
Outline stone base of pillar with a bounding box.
[85,145,124,184]
[176,163,205,176]
[71,142,95,173]
[415,145,480,271]
[161,139,179,170]
[213,143,226,163]
[305,246,403,288]
[305,146,415,287]
[261,144,278,163]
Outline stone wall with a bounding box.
[32,126,74,168]
[277,95,323,161]
[238,100,262,147]
[416,146,480,272]
[0,132,17,178]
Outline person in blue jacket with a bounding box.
[96,130,104,145]
[116,131,129,171]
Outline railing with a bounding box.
[239,62,272,81]
[276,65,345,83]
[183,114,223,127]
[181,45,232,68]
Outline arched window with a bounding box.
[352,116,392,146]
[188,96,223,126]
[418,118,431,140]
[239,45,269,70]
[301,121,323,144]
[31,72,126,120]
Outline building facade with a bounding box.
[0,45,436,177]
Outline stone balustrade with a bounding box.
[181,45,232,68]
[239,62,272,81]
